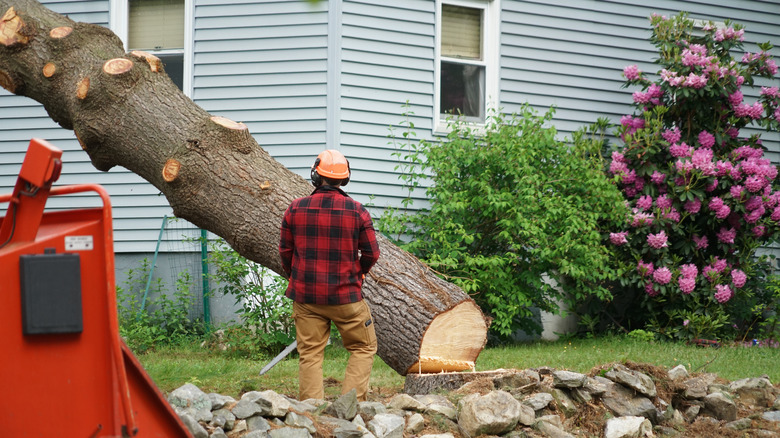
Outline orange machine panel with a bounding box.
[0,140,191,437]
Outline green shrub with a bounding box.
[380,105,627,336]
[117,258,205,353]
[204,238,294,357]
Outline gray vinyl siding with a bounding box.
[500,0,780,153]
[339,0,435,210]
[192,0,330,177]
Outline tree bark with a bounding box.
[0,0,488,375]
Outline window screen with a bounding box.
[128,0,185,51]
[441,5,482,60]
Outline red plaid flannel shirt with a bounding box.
[279,186,380,304]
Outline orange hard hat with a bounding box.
[314,150,350,179]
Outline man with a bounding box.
[279,149,380,401]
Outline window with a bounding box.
[111,0,189,92]
[436,0,499,130]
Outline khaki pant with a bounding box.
[293,300,377,401]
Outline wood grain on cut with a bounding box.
[102,58,133,75]
[406,301,487,374]
[49,26,72,39]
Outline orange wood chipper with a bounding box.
[0,139,192,437]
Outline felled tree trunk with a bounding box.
[0,0,488,375]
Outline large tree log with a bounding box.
[0,0,489,375]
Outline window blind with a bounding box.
[128,0,184,51]
[441,4,482,60]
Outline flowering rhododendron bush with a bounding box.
[607,13,780,340]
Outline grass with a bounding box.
[137,334,780,400]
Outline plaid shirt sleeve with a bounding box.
[358,207,380,274]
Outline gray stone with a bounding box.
[667,409,685,427]
[605,364,657,398]
[208,392,236,410]
[683,405,700,423]
[247,415,272,433]
[415,394,458,420]
[387,393,425,412]
[682,374,716,399]
[584,376,611,397]
[534,417,575,438]
[725,418,753,430]
[169,383,213,422]
[729,377,777,407]
[233,398,265,419]
[367,413,405,438]
[457,390,524,437]
[244,431,270,438]
[420,435,455,438]
[232,420,248,435]
[667,365,688,380]
[553,370,587,388]
[523,392,554,411]
[357,401,387,420]
[255,390,292,417]
[551,388,578,417]
[325,389,359,421]
[268,427,312,438]
[405,412,425,434]
[284,396,319,413]
[775,395,780,410]
[569,387,592,404]
[211,408,236,430]
[210,427,229,438]
[285,412,317,433]
[602,382,657,422]
[536,414,563,429]
[319,417,364,438]
[762,411,780,422]
[703,392,737,421]
[178,413,208,438]
[653,425,679,437]
[604,416,652,438]
[493,369,540,390]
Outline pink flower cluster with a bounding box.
[715,27,744,42]
[678,263,698,294]
[647,230,668,249]
[623,64,641,81]
[609,231,628,245]
[714,284,733,303]
[633,84,664,105]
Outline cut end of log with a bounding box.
[102,58,134,76]
[210,116,247,131]
[42,63,57,78]
[408,357,475,374]
[1,7,30,46]
[260,181,271,190]
[129,50,163,73]
[49,26,73,39]
[0,70,16,93]
[162,159,181,182]
[76,77,90,100]
[407,300,488,375]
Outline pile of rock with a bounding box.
[167,362,780,437]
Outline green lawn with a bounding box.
[137,335,780,400]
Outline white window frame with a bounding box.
[109,0,194,97]
[434,0,500,134]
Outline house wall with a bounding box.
[1,1,780,325]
